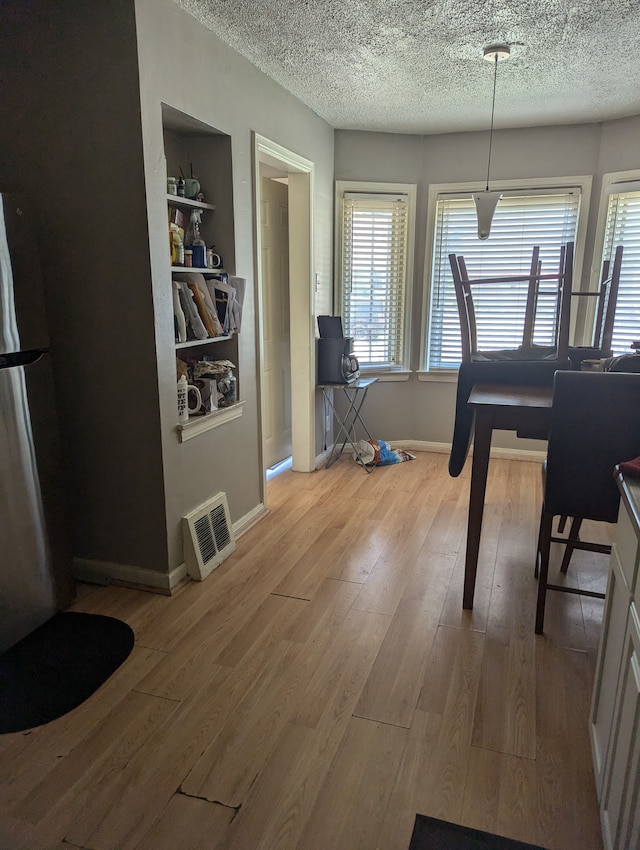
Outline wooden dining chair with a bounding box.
[568,245,624,370]
[534,370,640,634]
[448,242,573,365]
[448,243,574,477]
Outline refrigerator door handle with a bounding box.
[0,349,46,369]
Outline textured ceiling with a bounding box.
[174,0,640,135]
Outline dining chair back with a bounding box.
[568,245,624,369]
[534,369,640,633]
[448,242,573,365]
[447,243,574,477]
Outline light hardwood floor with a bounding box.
[0,451,609,850]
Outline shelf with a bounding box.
[177,401,244,442]
[176,335,232,349]
[164,116,239,447]
[166,194,216,211]
[171,266,227,274]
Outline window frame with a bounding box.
[334,180,417,380]
[589,169,640,354]
[419,175,592,379]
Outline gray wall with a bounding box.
[0,0,335,578]
[334,116,640,447]
[136,0,335,569]
[0,1,168,570]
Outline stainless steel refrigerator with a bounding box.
[0,193,73,652]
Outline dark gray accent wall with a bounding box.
[0,0,168,570]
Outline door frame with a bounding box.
[252,133,316,499]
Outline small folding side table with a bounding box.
[319,377,378,472]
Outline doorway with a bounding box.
[259,169,291,470]
[253,135,315,499]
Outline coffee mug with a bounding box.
[188,379,217,414]
[185,178,200,199]
[196,377,217,411]
[187,384,203,413]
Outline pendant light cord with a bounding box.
[485,54,498,191]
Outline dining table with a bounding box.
[462,382,554,609]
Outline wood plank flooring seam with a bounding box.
[130,688,182,702]
[469,743,537,761]
[270,591,312,601]
[130,641,170,653]
[175,787,241,816]
[270,577,365,603]
[541,642,591,657]
[350,711,413,730]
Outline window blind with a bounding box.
[428,192,580,370]
[341,194,408,368]
[601,188,640,354]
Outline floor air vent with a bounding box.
[183,493,236,581]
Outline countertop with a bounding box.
[616,470,640,538]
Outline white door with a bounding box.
[253,133,316,491]
[260,174,291,469]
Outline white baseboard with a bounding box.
[73,557,187,595]
[316,439,545,466]
[233,502,268,537]
[391,440,450,454]
[315,447,334,468]
[393,439,546,463]
[481,445,546,462]
[73,504,268,594]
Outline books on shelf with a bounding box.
[173,272,245,342]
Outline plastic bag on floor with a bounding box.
[353,439,415,467]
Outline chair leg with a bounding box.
[558,515,568,534]
[560,517,583,574]
[534,507,545,579]
[535,511,554,634]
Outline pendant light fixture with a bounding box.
[473,43,510,240]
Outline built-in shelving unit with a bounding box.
[163,104,242,441]
[175,335,232,351]
[166,194,216,211]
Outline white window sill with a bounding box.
[416,370,457,383]
[358,369,411,382]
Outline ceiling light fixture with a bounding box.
[473,43,511,240]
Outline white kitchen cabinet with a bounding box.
[599,604,640,850]
[590,475,640,850]
[591,545,633,793]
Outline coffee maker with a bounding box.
[317,316,360,384]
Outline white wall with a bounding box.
[334,117,640,448]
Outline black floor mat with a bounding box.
[0,611,134,733]
[409,815,549,850]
